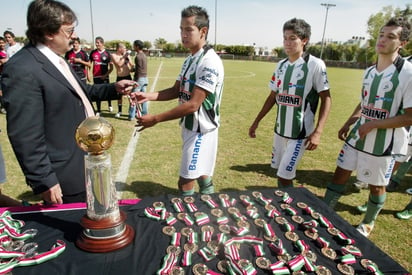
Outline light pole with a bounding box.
[214,0,217,48]
[89,0,95,49]
[320,3,336,59]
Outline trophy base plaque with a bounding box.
[76,210,135,253]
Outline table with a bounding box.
[4,188,409,275]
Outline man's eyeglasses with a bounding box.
[61,27,75,38]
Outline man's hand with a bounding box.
[41,184,63,204]
[115,79,136,95]
[136,114,158,131]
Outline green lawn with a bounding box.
[0,57,410,271]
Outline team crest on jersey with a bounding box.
[361,104,389,120]
[277,93,302,107]
[294,69,305,80]
[381,81,393,93]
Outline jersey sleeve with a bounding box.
[312,59,330,93]
[195,55,221,94]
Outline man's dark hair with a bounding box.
[181,5,209,33]
[26,0,77,44]
[0,37,5,42]
[283,18,311,51]
[133,40,144,50]
[95,36,104,44]
[384,17,411,42]
[3,31,15,38]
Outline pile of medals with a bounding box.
[143,190,383,275]
[0,210,66,274]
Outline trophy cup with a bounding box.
[75,116,135,252]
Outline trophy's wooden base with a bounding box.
[76,210,135,253]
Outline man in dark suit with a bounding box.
[1,0,134,204]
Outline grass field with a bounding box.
[0,57,410,271]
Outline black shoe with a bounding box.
[386,179,399,192]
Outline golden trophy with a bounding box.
[75,116,134,252]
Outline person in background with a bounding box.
[90,36,113,115]
[0,142,22,207]
[1,0,134,204]
[134,5,224,196]
[111,42,132,118]
[65,37,90,84]
[0,37,8,114]
[249,18,331,189]
[323,17,412,237]
[3,30,22,58]
[129,39,148,120]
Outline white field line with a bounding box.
[115,62,163,193]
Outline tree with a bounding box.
[154,38,167,50]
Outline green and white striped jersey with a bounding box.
[177,47,224,133]
[346,57,412,156]
[269,54,329,139]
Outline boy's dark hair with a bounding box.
[283,18,311,50]
[181,5,209,32]
[133,40,144,50]
[3,30,15,38]
[384,17,411,42]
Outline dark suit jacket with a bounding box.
[1,44,119,196]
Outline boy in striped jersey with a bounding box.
[249,18,331,189]
[323,17,412,237]
[134,6,224,196]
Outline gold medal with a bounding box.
[285,231,299,242]
[291,215,304,224]
[211,208,224,217]
[207,240,220,252]
[296,202,307,209]
[239,194,250,201]
[219,193,229,200]
[201,225,214,234]
[302,250,317,263]
[277,253,292,262]
[180,227,194,237]
[166,245,181,256]
[252,191,262,198]
[275,217,288,225]
[254,218,266,228]
[236,220,250,229]
[177,213,186,220]
[194,211,206,217]
[304,229,319,240]
[265,204,276,211]
[321,247,337,260]
[315,265,332,275]
[183,196,195,204]
[227,207,239,214]
[218,224,231,234]
[192,263,208,275]
[184,243,198,253]
[170,266,184,275]
[274,190,284,197]
[162,225,176,236]
[200,194,211,201]
[337,263,355,275]
[255,257,271,270]
[360,259,377,269]
[153,201,165,208]
[280,203,290,210]
[217,260,228,273]
[264,234,278,242]
[293,271,306,275]
[171,198,182,204]
[327,227,340,236]
[311,211,321,219]
[237,259,251,268]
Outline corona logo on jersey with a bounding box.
[361,104,389,120]
[276,93,302,107]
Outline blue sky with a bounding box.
[1,0,410,49]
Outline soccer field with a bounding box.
[0,57,410,271]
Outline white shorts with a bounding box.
[337,143,395,186]
[271,133,306,180]
[180,128,218,179]
[394,145,412,163]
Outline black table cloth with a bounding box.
[8,187,408,275]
